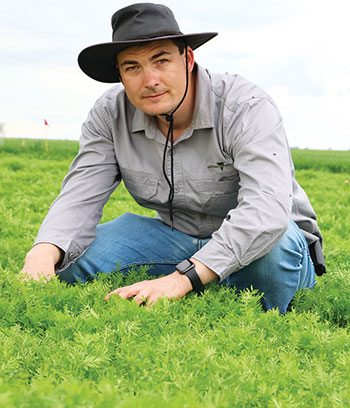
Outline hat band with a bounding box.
[112,30,184,43]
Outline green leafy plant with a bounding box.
[1,139,350,407]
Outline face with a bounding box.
[117,40,194,117]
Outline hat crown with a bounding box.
[111,3,181,42]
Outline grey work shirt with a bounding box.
[35,64,322,281]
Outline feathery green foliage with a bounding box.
[1,138,350,407]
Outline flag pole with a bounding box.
[44,119,49,152]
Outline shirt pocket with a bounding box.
[121,168,159,206]
[186,174,240,216]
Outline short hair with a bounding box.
[115,37,187,80]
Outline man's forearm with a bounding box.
[189,257,219,285]
[31,242,64,265]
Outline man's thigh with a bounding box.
[58,213,207,283]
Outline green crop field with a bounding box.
[1,138,350,407]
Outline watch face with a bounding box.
[177,259,193,273]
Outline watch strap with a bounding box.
[185,266,205,294]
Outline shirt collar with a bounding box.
[131,63,214,135]
[191,64,215,130]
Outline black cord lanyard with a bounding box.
[161,45,189,229]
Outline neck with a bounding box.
[156,71,196,141]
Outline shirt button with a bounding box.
[174,187,179,193]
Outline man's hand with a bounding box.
[104,259,218,307]
[21,243,63,282]
[104,271,193,306]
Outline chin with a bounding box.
[142,105,173,117]
[134,95,180,116]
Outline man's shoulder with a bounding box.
[90,84,131,119]
[208,70,274,110]
[96,83,126,104]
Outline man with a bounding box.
[22,3,325,313]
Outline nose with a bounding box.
[143,67,160,88]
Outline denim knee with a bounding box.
[221,221,315,313]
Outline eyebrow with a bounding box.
[119,50,172,67]
[150,50,171,61]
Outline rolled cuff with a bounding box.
[192,239,241,281]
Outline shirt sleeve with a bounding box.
[34,97,121,270]
[192,96,293,281]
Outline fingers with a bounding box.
[134,293,148,306]
[104,273,188,307]
[105,286,133,301]
[104,281,159,307]
[20,269,55,283]
[104,283,144,302]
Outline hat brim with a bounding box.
[78,32,218,83]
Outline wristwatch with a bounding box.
[176,259,205,295]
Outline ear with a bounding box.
[186,46,195,73]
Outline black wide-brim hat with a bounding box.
[78,3,218,83]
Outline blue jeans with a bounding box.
[58,213,316,314]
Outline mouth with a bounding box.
[143,92,167,100]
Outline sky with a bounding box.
[1,0,349,150]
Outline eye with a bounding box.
[157,59,169,64]
[125,66,139,72]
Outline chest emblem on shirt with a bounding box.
[207,162,232,171]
